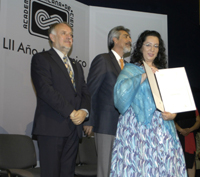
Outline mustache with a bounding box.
[126,42,132,47]
[65,40,72,43]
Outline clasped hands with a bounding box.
[178,128,191,136]
[70,110,87,125]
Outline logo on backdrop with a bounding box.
[24,0,74,39]
[3,0,86,68]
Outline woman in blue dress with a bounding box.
[110,30,187,177]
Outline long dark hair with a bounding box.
[130,30,167,69]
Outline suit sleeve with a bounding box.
[31,53,74,119]
[83,55,107,126]
[77,62,91,112]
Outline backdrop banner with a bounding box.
[88,6,168,64]
[0,0,167,164]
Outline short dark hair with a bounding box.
[107,26,130,51]
[130,30,167,69]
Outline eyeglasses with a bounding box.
[143,43,159,49]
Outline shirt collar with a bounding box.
[53,47,68,62]
[111,49,123,62]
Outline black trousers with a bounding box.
[37,130,79,177]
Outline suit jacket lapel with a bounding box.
[48,48,75,91]
[109,51,121,74]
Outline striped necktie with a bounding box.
[63,56,76,90]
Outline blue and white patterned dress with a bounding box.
[110,63,187,177]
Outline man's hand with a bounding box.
[83,126,93,136]
[70,110,87,125]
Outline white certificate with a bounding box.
[143,61,196,113]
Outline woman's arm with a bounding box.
[187,115,200,132]
[175,115,200,136]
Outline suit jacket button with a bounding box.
[75,93,77,97]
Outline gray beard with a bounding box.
[123,46,131,54]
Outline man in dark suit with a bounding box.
[31,22,90,177]
[83,26,132,177]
